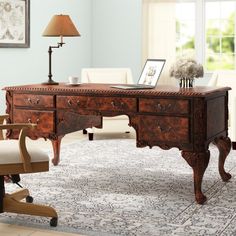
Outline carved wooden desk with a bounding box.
[3,84,231,204]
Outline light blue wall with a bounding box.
[0,0,92,113]
[91,0,142,81]
[0,0,143,113]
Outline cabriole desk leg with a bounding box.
[213,137,232,181]
[181,150,210,204]
[50,135,64,166]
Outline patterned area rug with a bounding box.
[1,139,236,236]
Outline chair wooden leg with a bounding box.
[7,189,30,201]
[3,194,57,218]
[0,176,4,213]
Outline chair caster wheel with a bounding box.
[50,217,58,227]
[26,196,33,203]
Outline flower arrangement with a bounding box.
[169,58,204,88]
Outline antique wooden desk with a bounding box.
[3,84,231,204]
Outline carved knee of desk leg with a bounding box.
[181,150,210,204]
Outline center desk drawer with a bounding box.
[139,98,189,114]
[13,94,54,108]
[13,109,54,133]
[57,96,137,112]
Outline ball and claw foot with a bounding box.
[196,194,207,205]
[50,217,58,227]
[221,172,231,182]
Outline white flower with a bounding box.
[170,58,204,79]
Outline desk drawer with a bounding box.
[138,115,189,143]
[139,98,189,114]
[13,94,54,108]
[57,96,137,112]
[13,109,54,133]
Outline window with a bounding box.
[176,2,195,58]
[205,1,236,70]
[143,0,236,72]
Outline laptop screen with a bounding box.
[138,59,166,87]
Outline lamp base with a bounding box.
[42,79,59,85]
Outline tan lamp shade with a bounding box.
[42,14,80,37]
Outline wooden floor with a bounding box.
[0,119,135,236]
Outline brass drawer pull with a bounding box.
[67,100,72,106]
[157,122,172,133]
[156,103,172,111]
[111,101,124,108]
[27,98,32,104]
[28,118,32,123]
[111,101,115,107]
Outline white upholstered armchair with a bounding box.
[208,70,236,145]
[81,68,134,140]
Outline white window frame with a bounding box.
[143,0,236,72]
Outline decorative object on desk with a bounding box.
[42,14,80,85]
[1,139,236,235]
[138,59,166,86]
[68,76,79,85]
[170,57,204,88]
[0,0,30,48]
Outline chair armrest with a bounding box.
[0,123,36,131]
[0,114,9,140]
[19,125,36,172]
[0,114,9,123]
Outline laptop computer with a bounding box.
[111,59,166,90]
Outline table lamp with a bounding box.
[42,14,80,85]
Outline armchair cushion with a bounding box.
[0,140,48,164]
[81,68,134,84]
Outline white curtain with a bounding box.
[142,0,178,85]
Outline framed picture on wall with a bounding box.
[0,0,30,48]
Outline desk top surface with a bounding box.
[3,83,231,98]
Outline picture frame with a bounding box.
[0,0,30,48]
[138,59,166,86]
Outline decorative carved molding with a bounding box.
[5,91,12,115]
[5,91,13,138]
[3,84,230,98]
[181,150,210,168]
[193,98,206,151]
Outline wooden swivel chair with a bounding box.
[0,115,58,226]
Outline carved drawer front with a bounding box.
[13,109,54,133]
[139,98,189,114]
[57,110,102,135]
[57,96,88,109]
[57,96,137,112]
[138,115,189,143]
[13,94,54,108]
